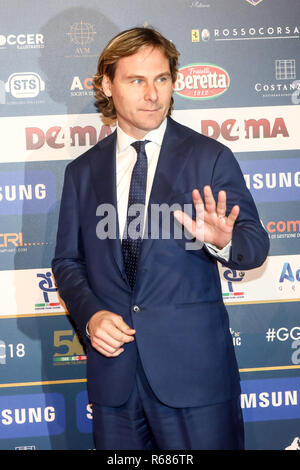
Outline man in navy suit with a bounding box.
[52,27,269,450]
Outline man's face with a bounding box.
[102,46,174,140]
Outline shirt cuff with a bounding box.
[205,241,232,262]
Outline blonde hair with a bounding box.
[94,27,179,121]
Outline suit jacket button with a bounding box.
[133,305,140,313]
[237,254,243,261]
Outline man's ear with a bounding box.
[102,75,112,97]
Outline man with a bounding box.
[52,27,269,450]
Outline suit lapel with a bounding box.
[139,117,191,264]
[89,130,125,276]
[88,118,191,281]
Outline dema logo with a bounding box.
[241,377,300,422]
[0,393,65,438]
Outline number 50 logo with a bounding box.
[53,330,86,363]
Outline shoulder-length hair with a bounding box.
[94,27,180,121]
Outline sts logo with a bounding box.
[5,73,45,99]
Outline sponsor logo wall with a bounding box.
[1,0,299,450]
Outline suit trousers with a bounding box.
[92,355,245,450]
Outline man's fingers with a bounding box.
[97,345,124,358]
[227,205,240,226]
[202,185,216,214]
[114,315,136,336]
[174,209,196,236]
[216,190,227,218]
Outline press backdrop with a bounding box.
[0,0,300,450]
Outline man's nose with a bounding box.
[144,82,158,101]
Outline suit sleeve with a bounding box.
[52,163,107,339]
[206,147,270,270]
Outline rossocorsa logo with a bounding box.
[174,63,230,100]
[0,393,65,438]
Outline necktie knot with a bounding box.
[131,140,150,154]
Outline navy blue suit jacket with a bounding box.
[52,117,269,408]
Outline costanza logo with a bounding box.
[5,73,45,99]
[0,33,44,49]
[254,59,299,100]
[174,64,230,100]
[0,393,65,438]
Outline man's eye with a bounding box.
[132,79,143,84]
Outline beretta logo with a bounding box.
[174,63,230,100]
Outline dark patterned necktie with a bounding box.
[122,140,149,289]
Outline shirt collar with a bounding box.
[116,118,167,153]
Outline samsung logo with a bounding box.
[240,158,300,202]
[0,170,56,215]
[1,406,55,425]
[0,183,46,201]
[241,390,298,409]
[0,393,65,438]
[244,171,300,189]
[241,377,300,422]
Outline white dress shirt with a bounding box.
[116,118,231,260]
